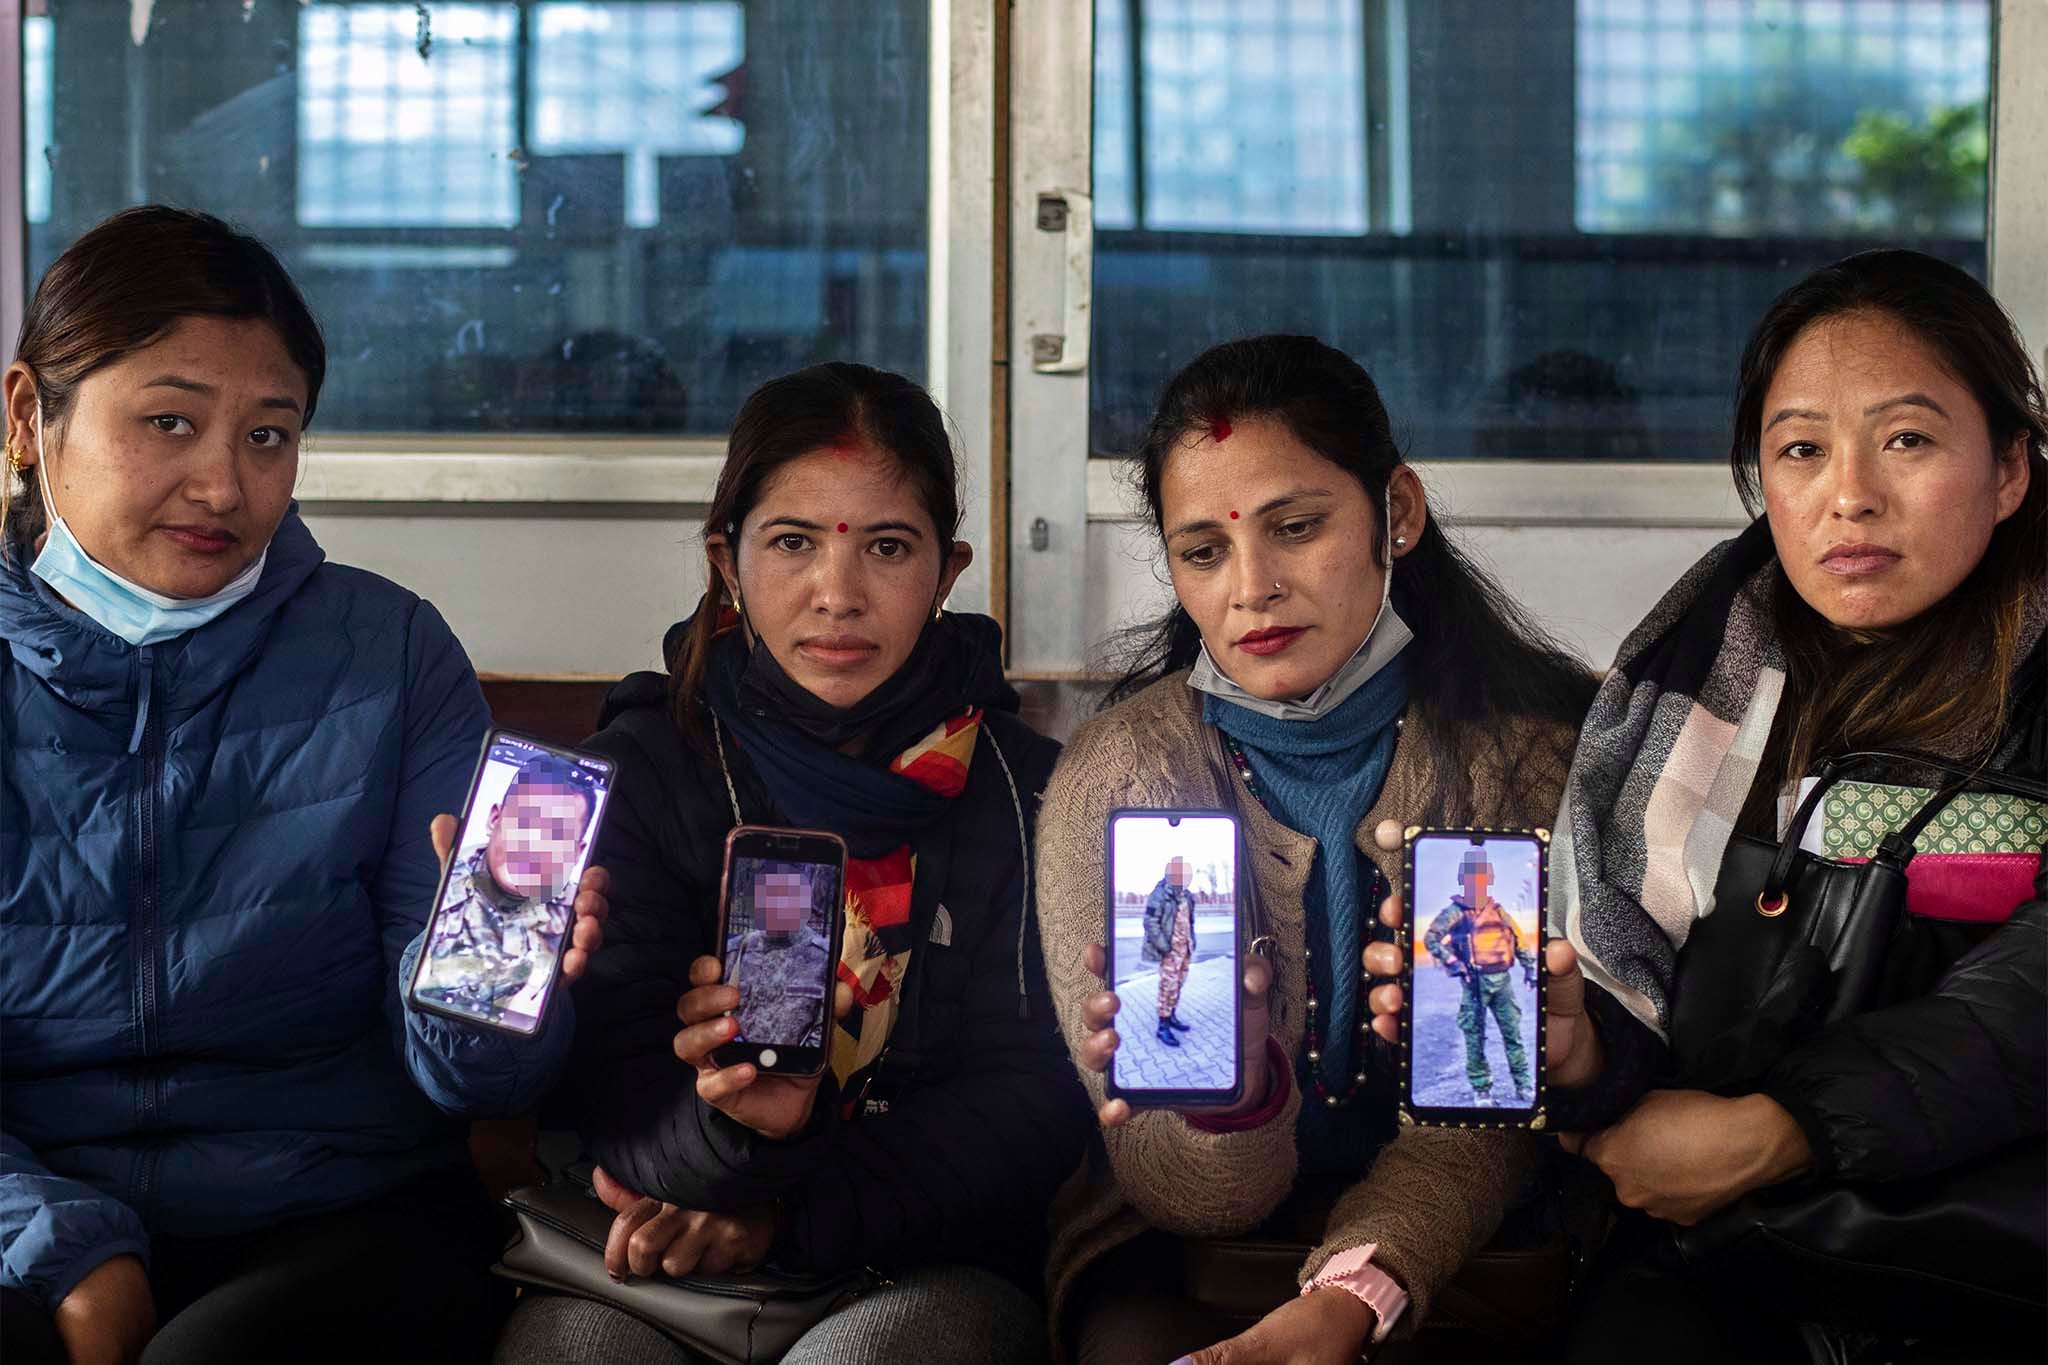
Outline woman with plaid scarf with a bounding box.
[1369,251,2047,1362]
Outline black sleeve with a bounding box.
[771,867,1093,1274]
[564,721,825,1209]
[1758,893,2048,1184]
[1543,982,1668,1133]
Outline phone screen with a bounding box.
[1105,810,1243,1107]
[718,828,846,1076]
[408,731,613,1036]
[1402,829,1547,1126]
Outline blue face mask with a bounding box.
[28,416,268,648]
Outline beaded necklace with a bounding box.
[1222,726,1397,1109]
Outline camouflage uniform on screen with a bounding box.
[727,924,833,1049]
[421,850,573,1014]
[1423,895,1536,1100]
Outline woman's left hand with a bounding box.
[428,813,611,980]
[1557,1088,1813,1226]
[592,1165,775,1280]
[1174,1287,1375,1365]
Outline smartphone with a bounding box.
[407,728,615,1036]
[1399,827,1549,1129]
[713,826,849,1078]
[1103,809,1244,1109]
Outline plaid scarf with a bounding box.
[1551,522,1790,1038]
[1553,519,2047,1038]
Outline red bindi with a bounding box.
[837,522,849,533]
[1229,510,1240,519]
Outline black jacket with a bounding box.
[1556,643,2048,1184]
[565,671,1091,1288]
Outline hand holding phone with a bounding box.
[672,954,853,1141]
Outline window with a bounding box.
[298,4,521,228]
[23,13,52,225]
[1576,0,1992,235]
[29,0,927,436]
[529,2,746,230]
[1087,0,1990,463]
[1094,0,1369,234]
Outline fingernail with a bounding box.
[608,1271,625,1284]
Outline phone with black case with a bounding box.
[408,729,614,1036]
[713,825,848,1078]
[1399,826,1549,1130]
[1103,808,1245,1109]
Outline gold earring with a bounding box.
[3,437,19,474]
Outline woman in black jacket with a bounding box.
[494,364,1091,1363]
[1368,250,2046,1360]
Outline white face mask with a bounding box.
[1186,495,1411,722]
[27,413,268,647]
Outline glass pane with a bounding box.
[26,0,928,435]
[1089,0,1990,461]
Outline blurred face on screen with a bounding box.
[487,780,591,898]
[1460,865,1492,906]
[757,869,809,937]
[1166,856,1190,889]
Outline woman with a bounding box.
[0,207,607,1365]
[494,363,1092,1364]
[1370,250,2045,1359]
[1035,335,1596,1363]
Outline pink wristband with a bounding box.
[1301,1244,1409,1345]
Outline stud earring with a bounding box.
[1393,535,1408,549]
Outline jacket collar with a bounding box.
[1,505,326,718]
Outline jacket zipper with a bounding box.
[131,648,164,1173]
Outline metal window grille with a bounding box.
[1574,0,1992,234]
[297,2,520,228]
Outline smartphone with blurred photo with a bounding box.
[408,729,614,1037]
[1399,827,1548,1129]
[1103,809,1244,1109]
[714,826,849,1078]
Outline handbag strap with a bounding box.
[1762,748,2048,903]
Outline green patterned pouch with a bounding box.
[1800,779,2048,859]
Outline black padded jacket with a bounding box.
[561,670,1091,1291]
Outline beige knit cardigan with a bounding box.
[1035,670,1575,1343]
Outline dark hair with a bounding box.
[504,753,600,835]
[1730,250,2048,789]
[667,362,962,747]
[4,205,326,552]
[1106,335,1597,824]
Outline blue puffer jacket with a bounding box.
[0,509,572,1312]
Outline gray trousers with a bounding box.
[493,1265,1049,1365]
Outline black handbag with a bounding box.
[1665,747,2048,1331]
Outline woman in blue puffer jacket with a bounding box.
[0,208,606,1365]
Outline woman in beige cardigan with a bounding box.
[1036,336,1593,1363]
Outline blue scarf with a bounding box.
[701,621,1010,858]
[1203,654,1409,1091]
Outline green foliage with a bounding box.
[1842,103,1988,233]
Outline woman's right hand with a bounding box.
[673,955,853,1140]
[52,1253,155,1365]
[1362,892,1607,1089]
[1077,943,1275,1128]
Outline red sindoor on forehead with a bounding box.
[1206,414,1233,443]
